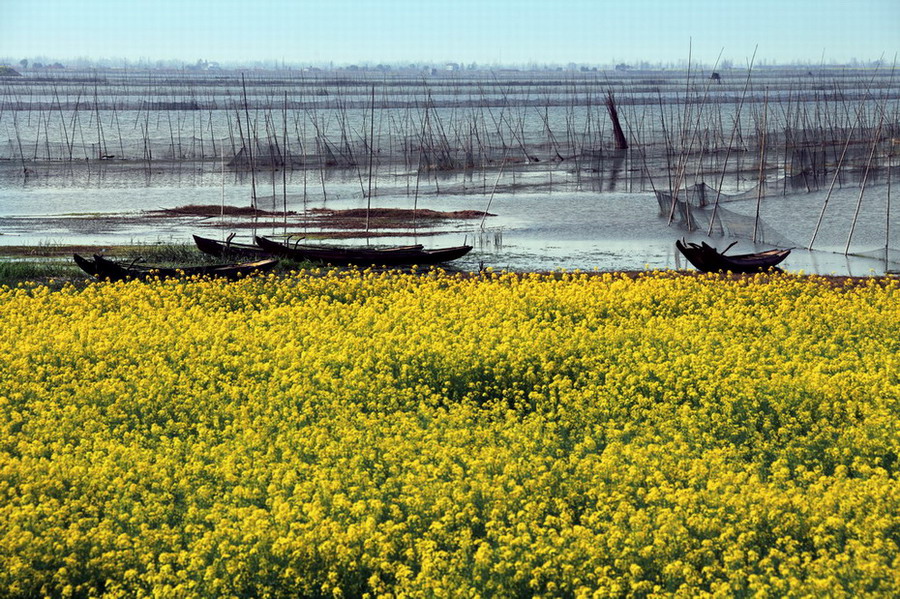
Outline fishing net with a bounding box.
[656,167,900,269]
[655,183,798,248]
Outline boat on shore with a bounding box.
[675,239,790,273]
[253,236,471,267]
[74,253,278,282]
[193,234,426,260]
[193,234,272,259]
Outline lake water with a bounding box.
[1,161,897,275]
[2,67,898,275]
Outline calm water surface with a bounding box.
[1,166,896,276]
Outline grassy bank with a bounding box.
[0,246,200,287]
[0,271,898,597]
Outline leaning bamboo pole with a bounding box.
[12,111,27,174]
[93,81,105,159]
[844,112,885,254]
[32,108,43,160]
[606,90,628,150]
[241,73,258,210]
[753,87,769,243]
[887,139,893,260]
[366,85,375,234]
[708,47,758,236]
[283,92,289,231]
[666,49,723,228]
[52,86,72,163]
[808,65,885,249]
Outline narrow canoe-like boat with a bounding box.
[74,253,279,282]
[676,239,790,273]
[254,236,472,267]
[194,234,425,260]
[193,234,270,259]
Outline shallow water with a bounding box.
[2,65,898,275]
[1,165,897,276]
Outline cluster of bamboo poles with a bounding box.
[657,51,898,254]
[2,67,898,203]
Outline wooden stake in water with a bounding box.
[753,87,769,243]
[887,142,893,262]
[606,91,628,150]
[241,73,258,211]
[708,46,758,236]
[845,113,884,254]
[93,80,105,159]
[809,106,863,249]
[366,85,375,234]
[283,92,289,232]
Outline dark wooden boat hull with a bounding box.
[74,254,278,282]
[73,253,99,277]
[194,234,425,261]
[254,236,471,267]
[193,234,270,259]
[676,239,790,273]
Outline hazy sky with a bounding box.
[3,0,897,66]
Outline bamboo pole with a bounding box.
[366,85,375,234]
[708,47,758,236]
[844,113,884,254]
[241,73,258,210]
[753,87,769,243]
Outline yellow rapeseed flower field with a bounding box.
[0,270,898,597]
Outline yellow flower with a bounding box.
[0,271,897,596]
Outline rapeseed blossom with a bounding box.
[0,270,898,597]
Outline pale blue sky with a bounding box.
[2,0,897,66]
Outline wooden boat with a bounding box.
[72,253,99,277]
[194,234,425,260]
[74,253,279,282]
[193,234,270,259]
[253,236,472,267]
[675,239,790,273]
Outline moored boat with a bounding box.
[74,253,279,282]
[193,234,271,259]
[72,253,99,277]
[675,239,790,273]
[253,236,471,267]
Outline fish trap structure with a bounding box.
[655,183,795,247]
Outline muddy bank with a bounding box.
[140,204,494,235]
[0,204,496,254]
[146,205,492,228]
